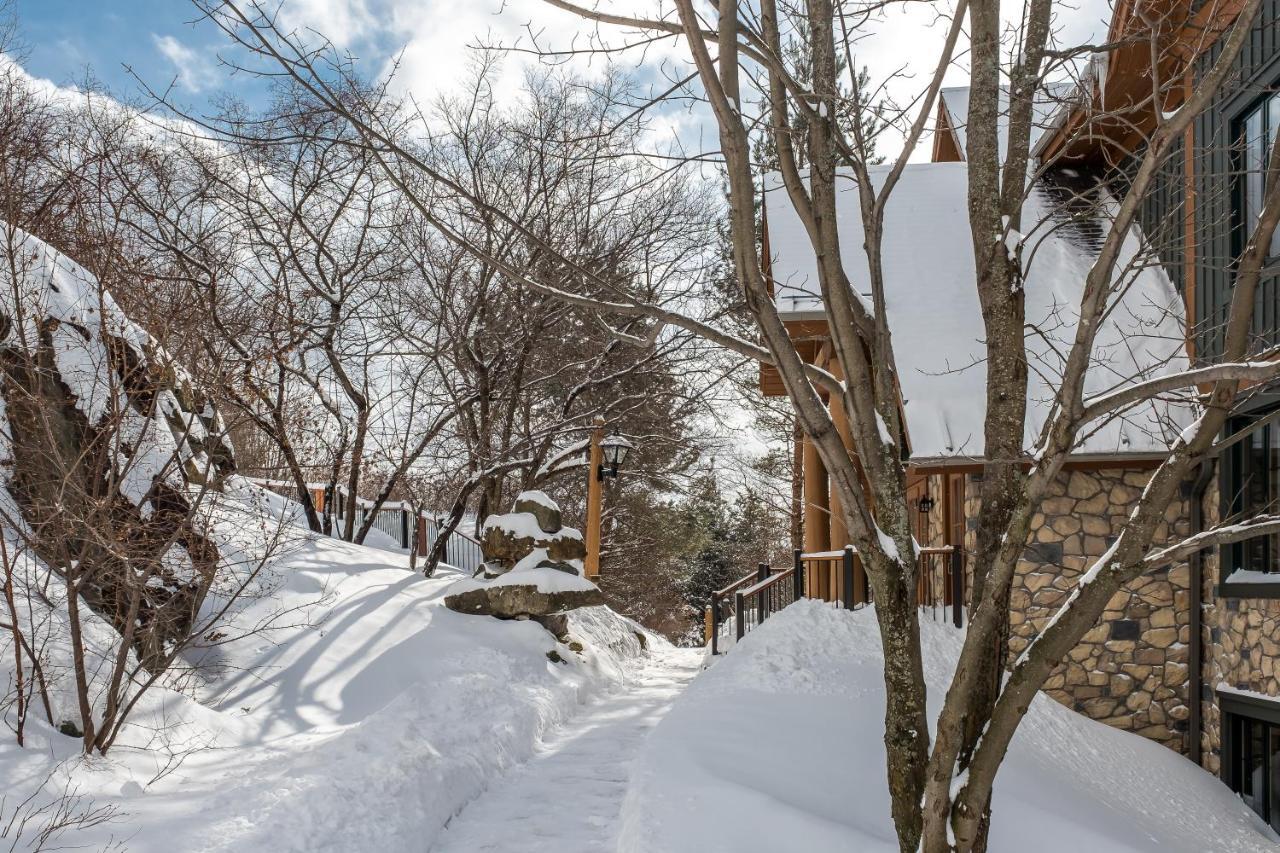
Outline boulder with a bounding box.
[481,512,541,571]
[544,527,586,563]
[0,225,235,672]
[444,583,604,620]
[480,492,585,576]
[444,568,605,637]
[513,490,561,533]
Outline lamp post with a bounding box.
[584,419,635,577]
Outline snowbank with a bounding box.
[0,489,661,852]
[618,601,1277,853]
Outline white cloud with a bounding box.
[152,34,217,93]
[278,0,378,50]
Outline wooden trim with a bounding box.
[931,100,964,163]
[1183,68,1198,363]
[1036,0,1253,165]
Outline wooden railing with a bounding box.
[707,545,967,653]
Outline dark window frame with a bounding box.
[1219,411,1280,599]
[1219,690,1280,833]
[1232,89,1280,263]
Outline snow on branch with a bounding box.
[1078,359,1280,424]
[1142,514,1280,571]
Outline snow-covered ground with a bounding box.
[0,485,669,852]
[618,601,1279,853]
[432,646,701,853]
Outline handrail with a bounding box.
[714,571,763,599]
[738,566,795,598]
[707,544,969,654]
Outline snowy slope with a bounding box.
[0,483,663,852]
[618,601,1277,853]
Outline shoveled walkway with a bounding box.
[428,645,704,853]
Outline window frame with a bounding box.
[1220,690,1280,833]
[1233,88,1280,263]
[1219,411,1280,599]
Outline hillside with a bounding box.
[0,480,670,852]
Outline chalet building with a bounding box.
[761,0,1280,830]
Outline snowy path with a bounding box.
[429,645,704,853]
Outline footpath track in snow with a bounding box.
[429,645,704,853]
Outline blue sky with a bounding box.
[6,0,651,113]
[12,0,270,108]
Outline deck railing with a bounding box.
[707,544,967,653]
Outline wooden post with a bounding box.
[842,546,855,610]
[756,562,769,624]
[951,548,965,628]
[793,549,804,602]
[802,436,830,599]
[704,605,713,647]
[584,416,606,578]
[828,381,851,552]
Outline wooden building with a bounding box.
[759,0,1280,830]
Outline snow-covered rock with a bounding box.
[480,490,586,575]
[0,223,235,670]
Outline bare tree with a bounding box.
[180,1,1280,848]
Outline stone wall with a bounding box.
[1198,477,1280,776]
[917,466,1193,753]
[914,462,1280,768]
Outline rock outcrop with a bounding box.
[446,491,599,635]
[0,225,235,671]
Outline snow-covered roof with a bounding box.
[766,162,1193,462]
[938,84,1075,162]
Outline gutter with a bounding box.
[1187,459,1215,766]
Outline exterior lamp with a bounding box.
[918,493,935,515]
[598,431,635,480]
[585,420,637,577]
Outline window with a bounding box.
[1225,417,1280,574]
[1237,92,1280,258]
[1224,700,1280,833]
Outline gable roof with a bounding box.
[932,84,1074,163]
[765,162,1194,463]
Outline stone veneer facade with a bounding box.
[916,466,1194,753]
[1197,479,1280,776]
[916,463,1280,772]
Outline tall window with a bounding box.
[1226,417,1280,574]
[1238,92,1280,257]
[1226,709,1280,832]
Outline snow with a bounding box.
[618,602,1278,853]
[938,84,1072,162]
[765,162,1192,461]
[0,487,667,852]
[450,565,601,595]
[517,489,559,511]
[1224,569,1280,585]
[485,510,552,540]
[432,646,701,853]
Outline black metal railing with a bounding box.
[707,545,969,654]
[916,546,965,629]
